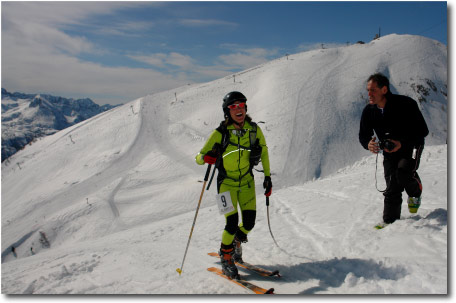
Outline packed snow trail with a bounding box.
[1,146,446,294]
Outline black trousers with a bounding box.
[225,210,256,240]
[382,145,424,223]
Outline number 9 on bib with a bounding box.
[215,191,235,215]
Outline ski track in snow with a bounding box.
[272,194,331,260]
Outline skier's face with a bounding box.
[229,101,246,125]
[367,80,388,107]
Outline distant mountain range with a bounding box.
[1,88,121,161]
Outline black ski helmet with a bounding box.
[222,91,247,118]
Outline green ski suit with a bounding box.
[196,120,271,245]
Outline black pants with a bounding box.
[225,210,256,241]
[382,145,424,223]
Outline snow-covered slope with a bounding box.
[1,34,447,294]
[1,88,120,161]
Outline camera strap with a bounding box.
[375,153,390,193]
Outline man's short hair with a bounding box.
[368,73,390,93]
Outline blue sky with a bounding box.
[1,1,447,105]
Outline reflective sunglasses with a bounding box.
[227,102,246,110]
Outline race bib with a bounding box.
[216,191,235,215]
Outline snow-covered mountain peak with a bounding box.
[1,88,120,161]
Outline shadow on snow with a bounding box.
[278,257,408,294]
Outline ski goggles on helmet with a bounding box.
[227,102,246,110]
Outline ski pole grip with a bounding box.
[204,164,212,182]
[266,196,269,206]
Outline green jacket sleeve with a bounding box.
[256,126,271,177]
[195,130,223,165]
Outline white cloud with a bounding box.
[128,54,168,68]
[128,52,194,69]
[179,19,238,28]
[128,47,278,80]
[8,21,96,56]
[218,47,279,69]
[167,52,194,69]
[0,2,279,105]
[1,2,186,104]
[2,1,129,28]
[1,46,189,105]
[91,21,156,37]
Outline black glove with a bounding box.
[263,176,272,197]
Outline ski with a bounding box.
[208,252,281,277]
[207,267,274,294]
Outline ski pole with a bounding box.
[206,165,216,190]
[176,164,212,276]
[206,143,221,191]
[266,196,281,248]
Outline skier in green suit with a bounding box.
[196,91,272,279]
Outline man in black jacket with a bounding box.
[359,73,429,226]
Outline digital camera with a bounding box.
[379,139,396,151]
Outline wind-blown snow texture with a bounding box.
[1,34,447,294]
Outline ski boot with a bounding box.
[408,197,422,214]
[219,244,239,280]
[233,231,248,263]
[374,222,390,230]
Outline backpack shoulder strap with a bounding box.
[248,122,262,171]
[206,122,229,191]
[215,121,230,152]
[249,121,257,148]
